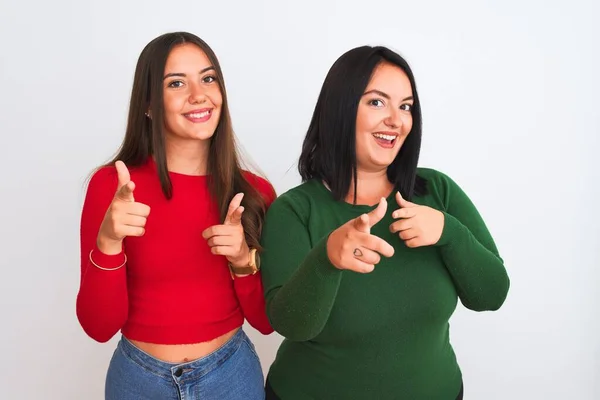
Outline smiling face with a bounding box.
[355,62,414,173]
[161,43,223,143]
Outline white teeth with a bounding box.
[373,133,396,141]
[187,111,210,118]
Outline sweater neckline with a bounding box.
[147,157,210,180]
[312,180,397,214]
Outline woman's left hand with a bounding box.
[389,192,445,248]
[202,193,250,267]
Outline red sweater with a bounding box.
[76,158,276,344]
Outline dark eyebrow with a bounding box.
[363,89,390,99]
[163,66,215,80]
[363,89,413,102]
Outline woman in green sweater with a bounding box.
[260,45,510,400]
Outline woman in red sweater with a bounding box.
[76,32,275,400]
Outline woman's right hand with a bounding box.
[96,161,151,255]
[326,198,394,273]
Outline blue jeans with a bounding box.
[105,328,265,400]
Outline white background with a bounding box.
[0,0,598,399]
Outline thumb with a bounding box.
[228,206,244,226]
[225,193,244,225]
[114,161,134,201]
[366,197,388,227]
[395,191,415,208]
[353,213,370,233]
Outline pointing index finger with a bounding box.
[115,160,130,190]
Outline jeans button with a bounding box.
[174,368,183,377]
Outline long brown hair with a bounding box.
[105,31,268,250]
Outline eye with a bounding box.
[400,104,413,111]
[368,99,385,107]
[203,75,217,84]
[168,80,184,88]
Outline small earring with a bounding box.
[145,112,150,117]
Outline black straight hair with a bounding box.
[298,45,427,202]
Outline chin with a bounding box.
[377,162,394,170]
[186,126,217,140]
[192,132,216,141]
[371,155,398,168]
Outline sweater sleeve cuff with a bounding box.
[434,212,467,247]
[90,243,127,270]
[233,271,262,294]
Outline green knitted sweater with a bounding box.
[260,168,509,399]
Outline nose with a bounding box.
[384,108,401,129]
[188,82,207,104]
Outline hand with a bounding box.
[202,193,249,267]
[389,191,444,248]
[97,161,151,254]
[326,198,395,274]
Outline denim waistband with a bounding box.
[118,328,247,384]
